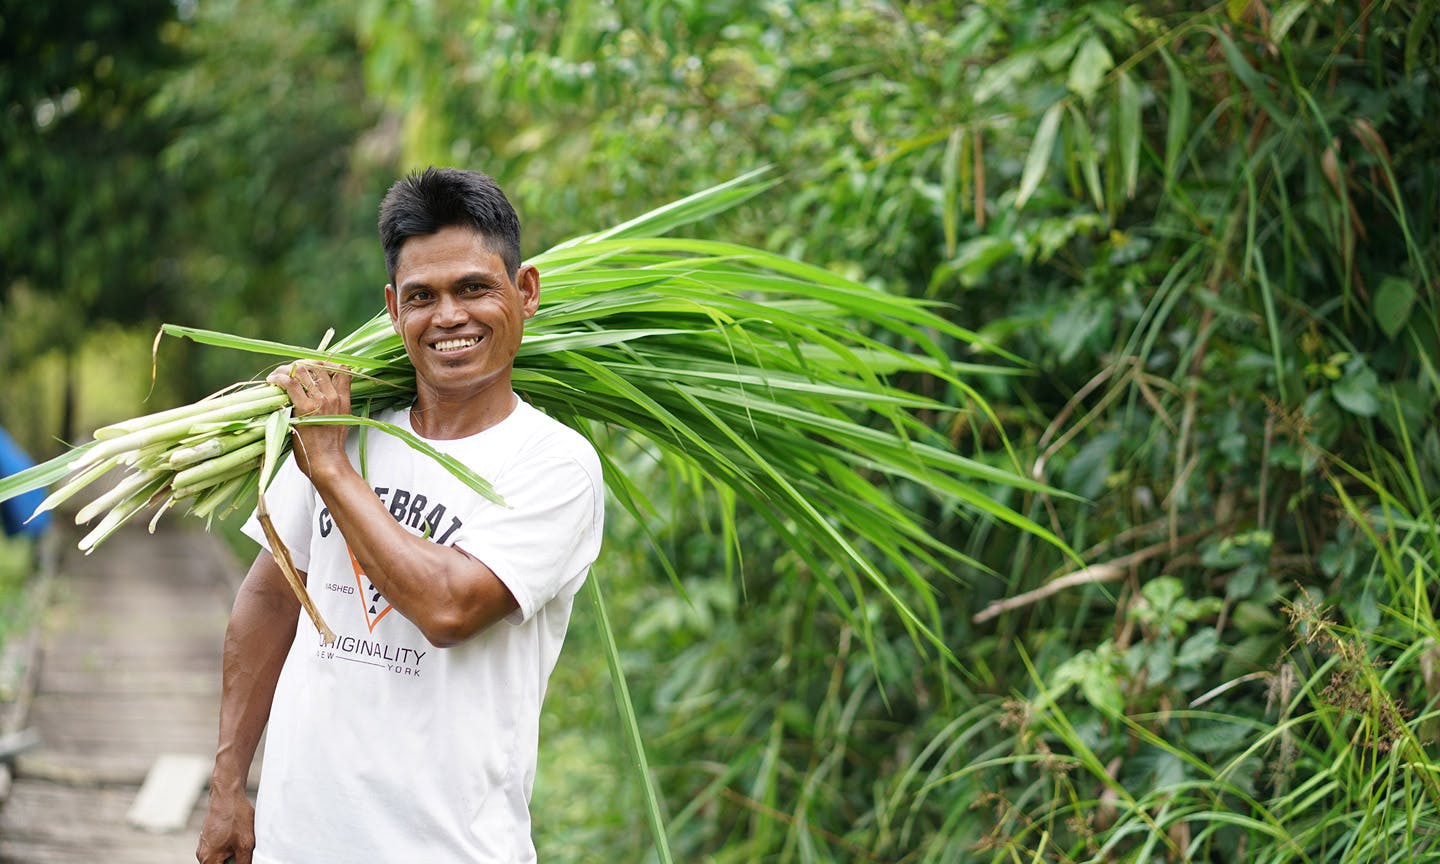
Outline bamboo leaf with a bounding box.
[1161,49,1191,186]
[1270,0,1310,43]
[1116,71,1142,199]
[1016,102,1064,210]
[1067,35,1114,101]
[1067,104,1105,211]
[941,126,964,258]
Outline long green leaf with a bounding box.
[1016,102,1064,210]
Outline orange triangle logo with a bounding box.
[346,546,394,633]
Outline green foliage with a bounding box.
[150,0,398,398]
[299,0,1440,859]
[0,1,182,333]
[7,0,1440,860]
[0,534,35,661]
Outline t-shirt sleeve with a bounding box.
[240,454,318,572]
[451,452,603,624]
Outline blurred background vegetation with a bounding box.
[3,0,1438,860]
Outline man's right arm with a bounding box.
[196,551,301,864]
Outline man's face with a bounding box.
[384,226,539,407]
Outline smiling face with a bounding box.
[384,225,539,434]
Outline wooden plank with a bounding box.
[0,778,208,863]
[126,753,212,834]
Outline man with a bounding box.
[197,167,605,863]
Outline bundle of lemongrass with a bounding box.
[0,171,1065,652]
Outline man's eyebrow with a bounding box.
[398,272,498,293]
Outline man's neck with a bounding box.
[408,388,519,440]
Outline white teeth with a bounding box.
[433,337,478,352]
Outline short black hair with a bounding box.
[378,167,522,281]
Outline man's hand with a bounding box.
[196,783,255,864]
[267,361,353,478]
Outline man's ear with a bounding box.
[518,264,540,319]
[385,284,400,331]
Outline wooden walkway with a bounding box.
[0,517,244,863]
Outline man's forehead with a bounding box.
[395,227,504,278]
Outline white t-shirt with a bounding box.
[240,397,604,864]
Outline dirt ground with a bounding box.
[0,517,245,863]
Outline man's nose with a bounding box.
[435,292,469,326]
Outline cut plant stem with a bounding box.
[94,386,281,440]
[78,474,170,553]
[168,427,267,470]
[77,393,290,470]
[256,490,334,643]
[172,459,262,500]
[172,439,269,490]
[33,455,122,516]
[74,468,167,525]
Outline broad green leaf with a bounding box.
[1082,658,1125,716]
[1332,363,1382,417]
[936,235,1016,288]
[1227,0,1250,21]
[973,52,1036,104]
[1375,276,1417,340]
[1016,102,1064,210]
[1177,628,1221,669]
[1067,35,1114,100]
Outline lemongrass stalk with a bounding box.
[172,439,268,491]
[167,438,232,469]
[186,471,260,526]
[78,474,169,553]
[77,393,289,470]
[75,468,167,525]
[148,495,178,533]
[123,438,184,470]
[168,426,268,470]
[172,460,260,500]
[93,386,280,440]
[177,419,269,441]
[188,470,255,519]
[33,454,123,516]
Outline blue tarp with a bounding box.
[0,427,51,538]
